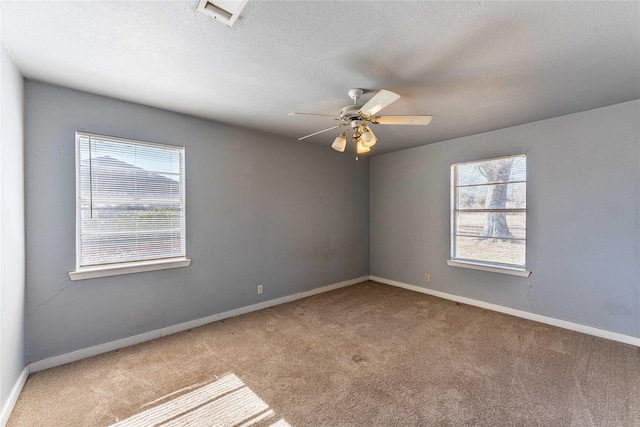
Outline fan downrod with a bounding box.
[348,88,364,104]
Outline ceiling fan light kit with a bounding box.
[356,140,370,154]
[331,132,347,152]
[289,88,432,156]
[359,125,377,148]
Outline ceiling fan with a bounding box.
[289,88,432,155]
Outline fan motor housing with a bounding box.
[339,105,363,121]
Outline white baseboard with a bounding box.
[370,276,640,348]
[1,365,29,427]
[28,273,636,386]
[30,276,369,373]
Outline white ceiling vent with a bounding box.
[196,0,248,27]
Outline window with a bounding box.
[70,132,190,280]
[449,154,529,276]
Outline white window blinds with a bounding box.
[452,154,526,268]
[76,132,186,268]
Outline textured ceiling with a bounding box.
[2,1,639,154]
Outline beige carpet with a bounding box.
[8,281,640,426]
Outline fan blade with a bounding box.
[298,124,346,141]
[359,89,401,117]
[373,115,433,125]
[289,112,341,120]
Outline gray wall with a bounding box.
[0,45,26,413]
[371,100,640,337]
[25,81,369,362]
[20,79,640,367]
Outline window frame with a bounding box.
[448,154,530,277]
[69,131,191,281]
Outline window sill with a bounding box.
[447,259,531,277]
[69,258,191,281]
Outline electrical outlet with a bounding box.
[424,274,430,282]
[257,284,263,294]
